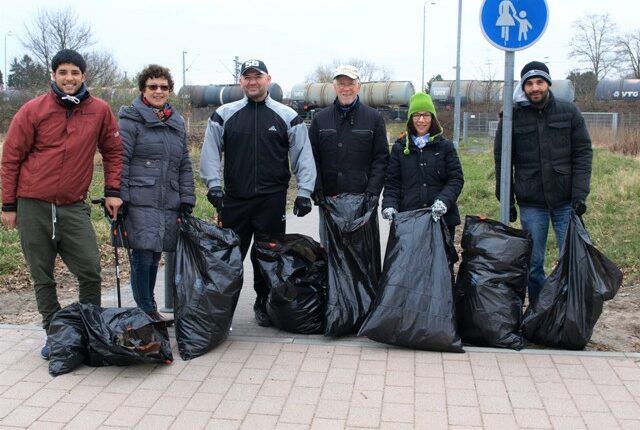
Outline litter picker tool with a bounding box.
[92,198,131,307]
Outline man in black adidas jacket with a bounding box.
[200,59,316,327]
[309,65,389,245]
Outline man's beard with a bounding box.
[526,89,549,107]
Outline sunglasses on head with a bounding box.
[145,84,170,91]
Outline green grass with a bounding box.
[2,137,639,283]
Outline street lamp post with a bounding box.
[452,0,463,148]
[421,0,436,93]
[182,50,187,88]
[4,31,13,89]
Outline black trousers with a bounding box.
[220,191,286,297]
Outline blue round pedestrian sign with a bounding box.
[480,0,549,51]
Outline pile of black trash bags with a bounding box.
[455,212,622,351]
[48,197,624,374]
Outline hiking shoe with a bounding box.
[253,297,272,327]
[41,335,50,360]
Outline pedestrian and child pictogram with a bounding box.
[481,0,548,51]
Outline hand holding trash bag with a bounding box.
[431,199,447,222]
[572,200,587,216]
[206,186,224,210]
[510,205,518,223]
[293,197,312,217]
[382,207,397,221]
[311,190,326,207]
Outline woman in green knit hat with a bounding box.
[381,92,464,242]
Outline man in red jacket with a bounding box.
[1,49,122,359]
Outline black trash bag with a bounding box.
[358,208,463,352]
[521,212,623,350]
[455,215,532,350]
[254,234,327,334]
[48,303,173,376]
[173,215,243,360]
[323,193,381,336]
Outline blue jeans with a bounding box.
[130,250,162,312]
[519,204,572,305]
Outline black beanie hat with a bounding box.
[520,61,551,88]
[51,49,87,73]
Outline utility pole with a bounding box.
[233,56,241,84]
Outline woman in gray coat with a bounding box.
[119,64,195,321]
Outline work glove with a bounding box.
[311,190,326,207]
[293,197,312,217]
[207,186,224,211]
[382,207,397,221]
[509,205,518,223]
[572,200,587,216]
[431,199,447,223]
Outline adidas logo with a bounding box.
[268,125,277,132]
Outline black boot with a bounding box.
[253,296,272,327]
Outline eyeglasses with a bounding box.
[412,113,431,119]
[145,84,170,91]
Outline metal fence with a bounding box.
[465,111,640,143]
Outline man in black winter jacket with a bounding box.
[309,65,389,245]
[494,61,592,305]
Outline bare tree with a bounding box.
[306,58,392,83]
[616,30,640,78]
[22,7,93,71]
[84,51,123,88]
[569,13,620,81]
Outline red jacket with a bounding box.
[1,91,122,209]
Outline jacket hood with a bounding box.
[403,92,442,155]
[118,96,184,133]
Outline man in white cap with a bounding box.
[309,64,389,245]
[494,60,592,305]
[200,59,316,327]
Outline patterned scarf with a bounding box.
[411,133,430,149]
[141,96,172,122]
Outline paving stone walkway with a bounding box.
[1,206,638,429]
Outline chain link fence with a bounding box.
[462,111,640,145]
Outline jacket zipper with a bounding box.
[254,102,258,193]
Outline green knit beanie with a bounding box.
[404,92,440,155]
[408,92,436,119]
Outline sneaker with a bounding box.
[41,335,50,360]
[253,297,272,327]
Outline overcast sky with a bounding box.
[1,0,636,94]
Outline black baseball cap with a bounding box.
[241,59,268,76]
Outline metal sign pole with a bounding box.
[499,51,514,224]
[479,0,548,224]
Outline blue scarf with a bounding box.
[411,133,430,149]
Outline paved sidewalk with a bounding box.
[1,206,639,430]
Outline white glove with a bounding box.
[431,199,447,222]
[382,207,397,221]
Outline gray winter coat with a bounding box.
[118,97,196,252]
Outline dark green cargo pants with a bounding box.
[17,198,101,330]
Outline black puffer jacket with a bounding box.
[383,135,464,227]
[494,92,592,209]
[119,98,196,252]
[309,98,389,196]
